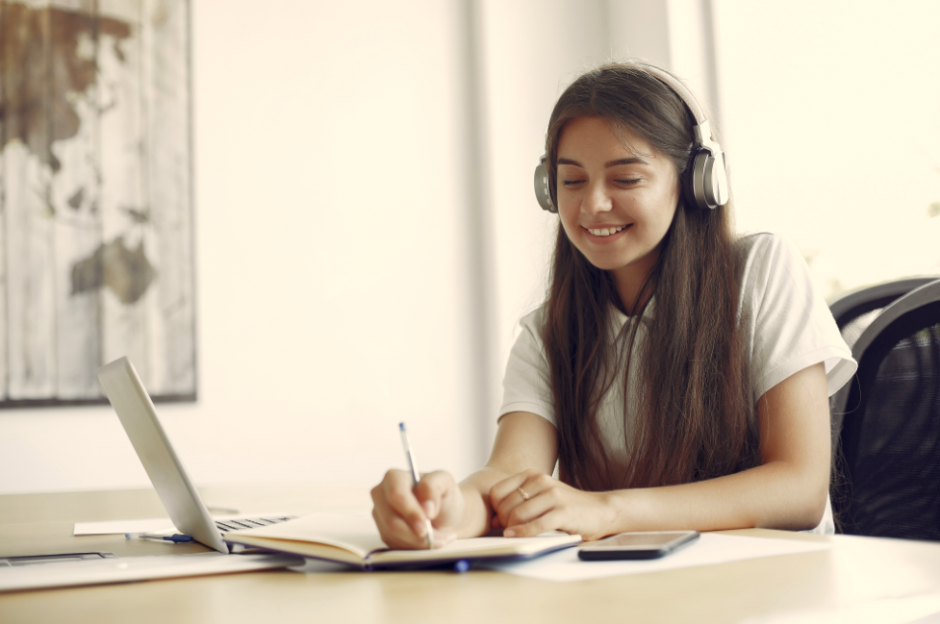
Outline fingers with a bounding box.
[371,469,433,549]
[502,494,556,537]
[493,476,609,540]
[503,510,561,538]
[371,469,460,550]
[489,469,540,508]
[489,470,556,534]
[413,470,455,523]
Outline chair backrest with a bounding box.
[831,278,940,540]
[827,278,938,460]
[829,277,937,349]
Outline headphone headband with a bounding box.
[534,62,729,213]
[635,63,707,125]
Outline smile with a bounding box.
[585,224,630,237]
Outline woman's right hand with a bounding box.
[370,469,464,550]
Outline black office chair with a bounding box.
[830,278,940,540]
[827,277,936,456]
[830,277,937,348]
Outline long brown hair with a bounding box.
[543,63,759,491]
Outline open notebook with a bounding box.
[223,512,582,570]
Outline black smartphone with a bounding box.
[577,530,700,561]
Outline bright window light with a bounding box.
[714,1,940,300]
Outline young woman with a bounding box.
[371,62,856,549]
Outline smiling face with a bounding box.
[556,116,681,310]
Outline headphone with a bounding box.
[533,63,729,213]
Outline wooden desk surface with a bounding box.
[2,486,940,624]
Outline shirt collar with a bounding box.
[608,299,655,343]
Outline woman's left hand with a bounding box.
[489,469,616,541]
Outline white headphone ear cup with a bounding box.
[691,151,715,209]
[691,150,728,209]
[533,158,556,213]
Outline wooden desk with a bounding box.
[2,486,940,624]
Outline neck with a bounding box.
[612,257,657,316]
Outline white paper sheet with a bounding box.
[73,512,290,536]
[0,552,304,593]
[74,517,177,535]
[479,533,830,582]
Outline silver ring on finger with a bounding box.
[517,487,530,502]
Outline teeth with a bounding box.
[588,225,628,237]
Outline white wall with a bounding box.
[714,1,940,298]
[0,0,692,495]
[0,0,478,493]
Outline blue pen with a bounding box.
[125,532,194,543]
[399,422,434,550]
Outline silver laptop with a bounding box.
[97,356,292,553]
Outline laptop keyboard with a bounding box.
[215,516,295,533]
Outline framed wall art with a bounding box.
[0,0,196,406]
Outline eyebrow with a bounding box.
[557,157,650,168]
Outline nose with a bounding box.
[583,180,612,215]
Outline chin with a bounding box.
[586,259,624,272]
[581,251,635,272]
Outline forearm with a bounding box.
[606,364,832,534]
[607,460,829,533]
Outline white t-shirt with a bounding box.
[498,233,857,534]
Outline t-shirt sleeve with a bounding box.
[745,234,857,401]
[498,309,557,426]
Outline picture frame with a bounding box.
[0,0,196,406]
